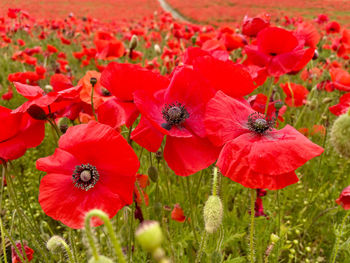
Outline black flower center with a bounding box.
[247,112,275,134]
[161,102,189,130]
[269,52,277,56]
[72,164,99,191]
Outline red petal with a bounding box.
[164,135,220,176]
[205,91,253,146]
[131,117,164,152]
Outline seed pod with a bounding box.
[203,195,223,234]
[331,113,350,158]
[148,166,158,182]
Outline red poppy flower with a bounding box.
[131,66,221,176]
[171,204,186,222]
[2,85,13,100]
[100,62,169,127]
[329,67,350,91]
[326,21,341,34]
[295,22,320,49]
[244,27,309,77]
[47,44,58,53]
[12,241,34,263]
[0,106,45,162]
[329,93,350,116]
[37,121,140,229]
[336,186,350,210]
[184,47,256,97]
[94,31,125,60]
[280,82,309,107]
[242,15,270,37]
[13,82,82,120]
[205,91,324,190]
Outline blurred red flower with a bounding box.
[280,82,309,107]
[336,186,350,210]
[0,106,44,162]
[12,241,34,263]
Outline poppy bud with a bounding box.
[148,166,158,182]
[90,77,97,87]
[135,220,163,253]
[191,35,197,45]
[88,255,113,263]
[129,35,138,50]
[155,151,162,162]
[44,85,53,93]
[322,97,332,104]
[27,105,47,120]
[58,117,69,134]
[47,236,64,252]
[154,44,162,55]
[331,113,350,158]
[270,233,280,243]
[203,195,223,234]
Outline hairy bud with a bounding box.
[203,195,223,234]
[330,113,350,158]
[129,35,138,50]
[135,220,163,253]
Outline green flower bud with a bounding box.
[270,233,280,243]
[58,117,69,134]
[330,113,350,158]
[47,236,64,252]
[129,35,138,50]
[135,221,163,253]
[44,85,53,93]
[148,166,158,182]
[203,195,223,234]
[88,255,113,263]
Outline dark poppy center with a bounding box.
[72,164,99,191]
[161,102,189,130]
[247,112,275,134]
[269,52,277,56]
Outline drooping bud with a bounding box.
[129,35,138,50]
[88,255,114,263]
[330,113,350,158]
[47,236,65,252]
[58,117,69,134]
[154,44,162,55]
[135,220,163,253]
[203,195,223,234]
[148,166,158,182]
[44,85,53,93]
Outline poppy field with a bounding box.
[1,2,350,263]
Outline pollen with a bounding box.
[72,164,99,191]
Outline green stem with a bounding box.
[90,85,97,121]
[275,191,281,263]
[294,86,316,127]
[185,177,199,244]
[264,78,274,116]
[331,211,350,263]
[212,167,218,196]
[0,218,8,263]
[128,204,135,262]
[195,231,207,263]
[249,189,256,263]
[85,209,127,263]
